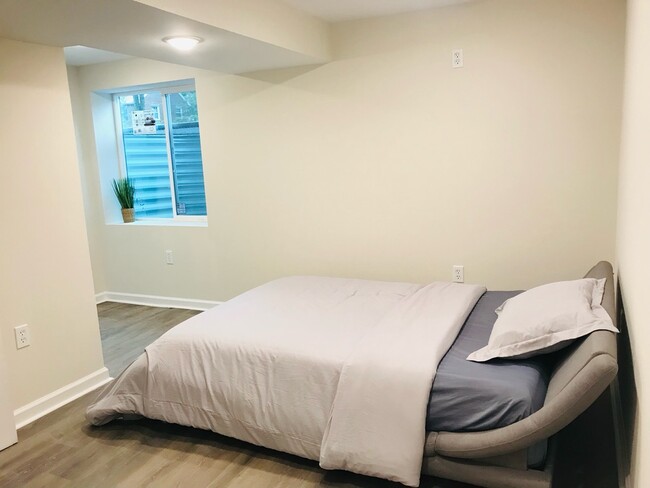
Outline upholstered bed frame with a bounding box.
[422,261,618,488]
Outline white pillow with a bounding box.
[467,278,618,362]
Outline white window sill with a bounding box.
[107,219,208,228]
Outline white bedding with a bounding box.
[87,276,485,486]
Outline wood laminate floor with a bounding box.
[0,302,617,488]
[97,302,200,377]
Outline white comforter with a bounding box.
[87,276,485,486]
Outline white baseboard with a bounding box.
[95,291,220,311]
[14,367,112,429]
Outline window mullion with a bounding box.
[160,93,178,219]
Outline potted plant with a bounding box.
[112,177,136,223]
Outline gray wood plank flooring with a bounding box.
[0,302,616,488]
[97,302,200,377]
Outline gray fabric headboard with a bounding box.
[425,261,618,460]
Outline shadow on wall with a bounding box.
[242,64,323,84]
[615,280,638,486]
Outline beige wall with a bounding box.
[67,66,108,294]
[72,0,625,302]
[0,39,105,408]
[617,0,650,486]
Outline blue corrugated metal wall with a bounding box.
[122,122,206,218]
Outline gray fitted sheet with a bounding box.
[426,291,551,467]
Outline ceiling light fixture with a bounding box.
[163,36,203,51]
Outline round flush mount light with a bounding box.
[163,36,203,51]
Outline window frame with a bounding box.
[112,83,207,224]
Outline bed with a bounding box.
[87,261,618,488]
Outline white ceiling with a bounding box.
[64,46,133,66]
[0,0,321,72]
[280,0,473,22]
[1,0,475,68]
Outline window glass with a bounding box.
[166,91,207,216]
[115,86,207,220]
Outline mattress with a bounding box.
[426,291,551,467]
[87,276,486,486]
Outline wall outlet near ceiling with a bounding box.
[452,49,464,68]
[165,249,174,265]
[453,265,464,283]
[14,325,30,349]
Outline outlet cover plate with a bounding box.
[14,324,30,349]
[453,265,464,283]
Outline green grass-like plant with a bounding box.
[112,178,136,209]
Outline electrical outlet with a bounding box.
[14,324,30,349]
[452,49,464,68]
[453,265,464,283]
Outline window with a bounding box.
[114,84,207,220]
